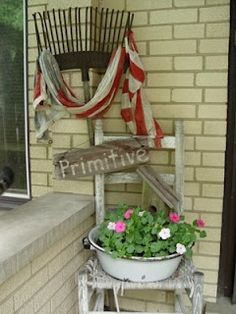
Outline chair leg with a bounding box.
[192,271,204,314]
[78,270,89,314]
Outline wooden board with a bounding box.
[53,139,149,179]
[137,165,180,210]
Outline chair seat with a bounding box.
[80,255,197,292]
[78,255,204,313]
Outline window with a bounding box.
[0,0,30,203]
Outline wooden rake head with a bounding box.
[33,7,134,79]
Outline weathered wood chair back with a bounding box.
[94,120,184,224]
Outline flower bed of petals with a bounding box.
[98,204,206,259]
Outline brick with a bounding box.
[150,40,196,55]
[146,302,174,313]
[204,121,226,135]
[202,184,224,198]
[14,267,48,310]
[203,270,219,284]
[185,136,195,150]
[200,212,222,227]
[203,152,225,167]
[30,146,47,159]
[203,228,221,242]
[200,6,229,22]
[131,12,148,26]
[158,120,174,133]
[205,56,228,70]
[206,0,229,4]
[126,184,142,193]
[54,119,88,134]
[194,197,223,212]
[33,272,63,312]
[204,284,218,298]
[125,289,166,302]
[196,168,224,183]
[53,179,93,195]
[32,241,62,274]
[133,26,172,40]
[198,105,227,119]
[193,255,219,270]
[47,0,93,9]
[142,57,172,71]
[206,22,229,38]
[174,0,205,6]
[118,297,146,312]
[144,88,171,102]
[185,152,201,166]
[184,196,193,210]
[172,89,202,103]
[37,301,51,314]
[31,173,48,186]
[28,0,48,4]
[16,300,34,314]
[184,182,200,196]
[149,151,169,165]
[185,167,194,181]
[48,244,75,278]
[31,159,52,172]
[150,9,197,25]
[205,88,227,103]
[196,136,226,151]
[127,0,172,10]
[99,0,125,10]
[0,297,14,314]
[148,73,194,87]
[199,39,229,53]
[174,56,203,70]
[0,266,31,304]
[196,73,227,87]
[32,186,52,197]
[174,24,204,38]
[152,104,196,119]
[72,134,90,148]
[52,134,71,149]
[106,192,142,206]
[103,119,126,133]
[50,275,76,312]
[183,121,202,135]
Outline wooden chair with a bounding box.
[78,120,204,314]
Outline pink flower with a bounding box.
[196,219,205,228]
[169,212,180,223]
[115,221,126,233]
[124,209,133,219]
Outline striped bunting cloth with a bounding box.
[33,31,163,147]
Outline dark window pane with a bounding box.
[0,0,28,195]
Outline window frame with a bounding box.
[0,0,31,207]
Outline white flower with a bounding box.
[158,228,171,240]
[107,222,116,230]
[138,211,145,217]
[176,243,186,255]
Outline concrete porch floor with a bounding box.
[205,297,236,314]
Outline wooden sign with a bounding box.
[53,139,149,179]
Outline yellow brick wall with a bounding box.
[0,215,94,314]
[28,0,229,308]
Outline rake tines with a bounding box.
[33,6,134,61]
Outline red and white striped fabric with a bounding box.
[121,32,163,147]
[33,31,163,147]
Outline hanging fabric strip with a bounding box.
[33,31,163,147]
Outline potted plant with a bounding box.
[87,204,206,282]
